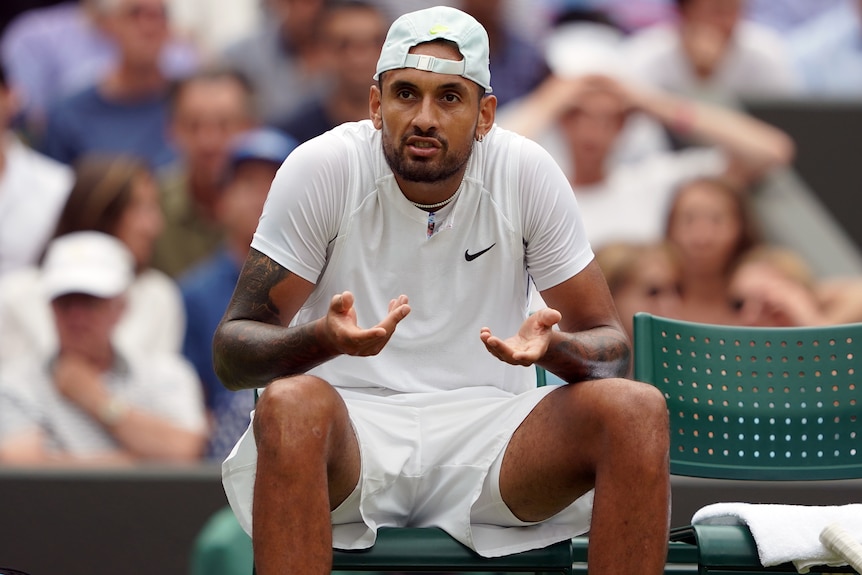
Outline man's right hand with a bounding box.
[317,291,411,357]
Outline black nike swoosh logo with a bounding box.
[465,243,496,261]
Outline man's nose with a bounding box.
[412,96,439,132]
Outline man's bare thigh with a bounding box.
[497,380,618,522]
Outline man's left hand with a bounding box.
[479,307,561,366]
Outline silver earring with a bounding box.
[475,133,484,142]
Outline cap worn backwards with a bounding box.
[374,5,493,93]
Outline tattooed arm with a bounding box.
[213,249,411,391]
[480,260,631,382]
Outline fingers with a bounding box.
[480,327,535,367]
[533,307,562,329]
[326,293,410,357]
[377,296,411,334]
[387,294,409,313]
[480,327,507,361]
[330,291,355,314]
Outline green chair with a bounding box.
[190,506,253,575]
[632,313,862,575]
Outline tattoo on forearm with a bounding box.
[233,249,291,325]
[215,250,321,389]
[546,328,631,382]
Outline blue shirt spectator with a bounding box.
[39,86,176,168]
[179,127,297,461]
[1,1,199,136]
[34,0,191,168]
[179,248,252,460]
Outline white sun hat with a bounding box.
[42,231,135,300]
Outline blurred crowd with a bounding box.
[1,0,861,467]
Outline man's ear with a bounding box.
[369,85,383,129]
[476,94,497,140]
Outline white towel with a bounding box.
[692,502,862,573]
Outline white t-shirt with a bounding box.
[0,350,206,456]
[0,134,73,278]
[574,147,726,250]
[252,120,593,394]
[624,21,800,100]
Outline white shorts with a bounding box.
[222,385,594,558]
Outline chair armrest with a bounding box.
[682,524,859,574]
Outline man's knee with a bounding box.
[582,378,669,450]
[253,375,345,451]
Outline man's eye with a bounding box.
[443,93,460,102]
[397,90,413,99]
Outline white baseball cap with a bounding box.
[42,231,135,300]
[374,5,493,93]
[544,22,629,80]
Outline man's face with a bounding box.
[321,6,387,97]
[370,41,494,186]
[560,90,626,167]
[101,0,169,66]
[680,0,743,39]
[217,161,279,246]
[170,77,254,181]
[52,294,124,354]
[268,0,325,37]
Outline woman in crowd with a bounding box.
[0,154,184,363]
[664,176,761,324]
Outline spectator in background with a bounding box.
[0,60,73,277]
[502,12,674,169]
[728,244,862,327]
[0,154,184,365]
[152,67,257,277]
[179,127,298,462]
[164,0,262,58]
[595,241,682,339]
[624,0,799,104]
[0,231,207,465]
[1,0,199,139]
[459,0,549,106]
[665,176,761,324]
[728,245,829,327]
[37,0,189,168]
[221,0,327,126]
[744,0,844,34]
[498,22,793,251]
[786,0,862,98]
[278,0,387,143]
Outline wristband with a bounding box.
[672,102,696,135]
[98,396,130,426]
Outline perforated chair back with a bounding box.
[632,313,862,481]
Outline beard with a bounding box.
[382,127,473,183]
